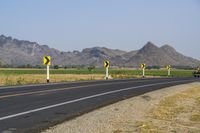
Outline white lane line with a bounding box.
[0,77,169,90]
[0,79,195,121]
[0,78,165,99]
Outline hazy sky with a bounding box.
[0,0,200,59]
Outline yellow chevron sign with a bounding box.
[141,63,146,69]
[43,56,51,65]
[104,60,110,68]
[166,65,171,70]
[197,67,200,71]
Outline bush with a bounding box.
[88,66,95,71]
[146,66,160,70]
[54,65,59,69]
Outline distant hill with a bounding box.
[126,42,200,67]
[0,35,200,67]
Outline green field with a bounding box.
[0,68,194,77]
[0,68,195,86]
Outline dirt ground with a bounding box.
[42,82,200,133]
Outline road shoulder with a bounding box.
[42,82,200,133]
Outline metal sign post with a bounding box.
[106,67,109,80]
[47,65,50,83]
[143,68,145,78]
[168,68,170,76]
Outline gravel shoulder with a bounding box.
[42,82,200,133]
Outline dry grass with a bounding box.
[135,121,164,133]
[113,129,123,133]
[138,85,200,132]
[150,87,200,120]
[196,97,200,106]
[0,74,104,86]
[0,73,162,87]
[190,114,200,122]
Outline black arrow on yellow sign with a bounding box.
[104,60,110,68]
[43,56,51,65]
[45,57,50,65]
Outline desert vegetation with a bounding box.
[0,68,194,86]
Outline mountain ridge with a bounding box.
[0,35,199,67]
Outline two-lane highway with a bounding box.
[0,77,199,133]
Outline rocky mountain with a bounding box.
[126,42,200,67]
[0,35,199,67]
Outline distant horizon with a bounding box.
[0,0,199,59]
[1,33,199,60]
[1,34,199,61]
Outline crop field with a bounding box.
[0,68,195,86]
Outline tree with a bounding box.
[54,65,59,69]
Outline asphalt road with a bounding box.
[0,77,199,133]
